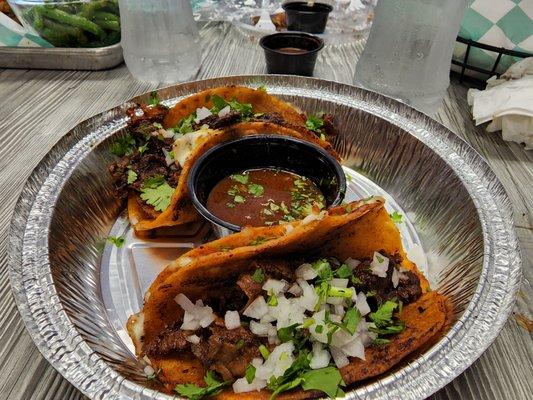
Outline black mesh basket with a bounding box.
[452,36,532,88]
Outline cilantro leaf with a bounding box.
[138,142,149,154]
[327,286,353,298]
[335,264,352,279]
[149,91,160,106]
[267,289,278,306]
[110,134,136,157]
[248,183,264,197]
[106,235,125,248]
[312,259,333,281]
[372,338,391,346]
[173,113,196,135]
[257,85,267,92]
[369,300,399,327]
[370,322,405,335]
[210,95,253,118]
[231,173,249,184]
[259,344,270,360]
[277,324,299,343]
[140,176,175,212]
[174,371,229,400]
[390,211,404,224]
[234,195,245,204]
[300,366,345,398]
[252,268,265,283]
[210,95,228,113]
[127,169,138,184]
[342,307,361,334]
[305,114,324,133]
[245,364,256,384]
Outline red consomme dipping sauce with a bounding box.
[206,168,325,227]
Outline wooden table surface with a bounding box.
[0,22,531,400]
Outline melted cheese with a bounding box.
[172,128,215,167]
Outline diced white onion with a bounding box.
[330,346,350,368]
[255,342,295,380]
[342,336,365,360]
[243,296,268,319]
[334,305,345,317]
[233,377,267,393]
[288,283,303,296]
[356,292,371,316]
[310,342,331,369]
[250,320,272,336]
[295,263,317,280]
[175,293,215,329]
[326,296,345,305]
[344,257,361,270]
[224,310,241,330]
[297,279,319,311]
[186,334,201,344]
[331,278,348,288]
[301,210,328,225]
[262,279,288,294]
[194,106,212,123]
[391,267,400,288]
[370,251,389,278]
[161,129,175,138]
[218,105,231,117]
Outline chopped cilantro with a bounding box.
[174,371,229,400]
[172,113,196,135]
[257,85,267,92]
[234,195,245,204]
[140,175,175,212]
[231,173,249,184]
[252,268,265,283]
[149,91,160,106]
[314,325,323,333]
[235,338,245,350]
[372,338,391,346]
[259,344,270,360]
[106,235,125,248]
[277,324,299,343]
[138,142,149,154]
[245,364,256,384]
[365,290,376,297]
[342,308,361,334]
[267,289,278,306]
[305,114,324,133]
[301,318,315,329]
[335,264,352,279]
[226,202,235,208]
[328,286,353,298]
[390,211,404,224]
[210,95,253,118]
[300,366,345,399]
[313,259,333,281]
[110,134,136,157]
[345,173,353,182]
[370,323,405,335]
[127,169,138,184]
[369,300,399,327]
[248,183,264,197]
[153,122,163,129]
[351,276,363,286]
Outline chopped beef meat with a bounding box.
[108,157,130,199]
[237,273,263,302]
[322,113,338,137]
[352,252,422,305]
[253,112,285,125]
[145,322,193,356]
[126,104,168,127]
[194,111,241,130]
[252,258,297,282]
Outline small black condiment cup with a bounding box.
[188,135,346,237]
[259,32,324,76]
[282,2,333,34]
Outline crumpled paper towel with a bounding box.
[0,12,51,47]
[468,57,533,149]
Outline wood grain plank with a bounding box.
[0,21,531,400]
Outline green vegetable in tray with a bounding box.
[23,0,121,48]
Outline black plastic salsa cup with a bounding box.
[282,2,333,34]
[188,135,346,237]
[259,32,324,76]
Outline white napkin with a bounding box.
[468,58,533,149]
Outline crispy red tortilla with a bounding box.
[128,198,447,396]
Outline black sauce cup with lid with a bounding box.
[282,2,333,34]
[260,32,324,76]
[188,135,346,237]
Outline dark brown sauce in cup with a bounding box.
[206,168,325,227]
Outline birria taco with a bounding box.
[108,86,339,234]
[127,197,449,399]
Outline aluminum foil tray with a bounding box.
[8,75,522,400]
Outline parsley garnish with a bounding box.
[140,175,175,212]
[110,134,136,157]
[230,173,249,184]
[252,268,265,283]
[305,114,325,133]
[390,211,404,224]
[248,183,264,197]
[174,371,229,400]
[106,235,125,247]
[127,169,138,184]
[245,364,256,384]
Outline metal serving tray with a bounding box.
[8,75,522,400]
[0,42,123,70]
